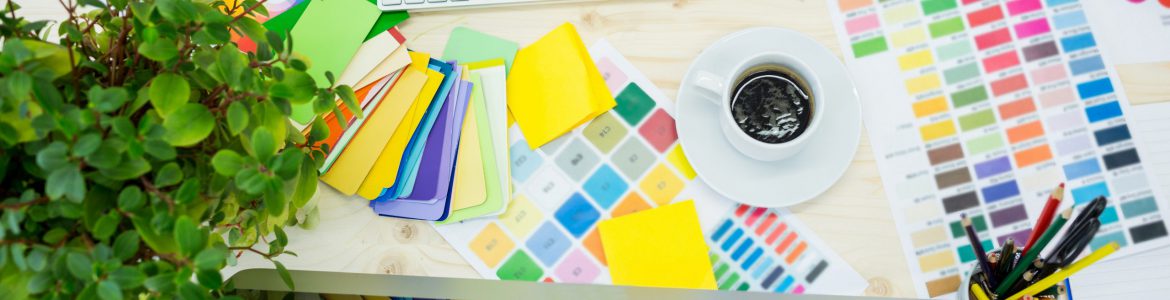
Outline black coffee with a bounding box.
[729,66,814,144]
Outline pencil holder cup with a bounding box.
[959,247,1068,300]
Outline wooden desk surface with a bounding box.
[12,0,915,297]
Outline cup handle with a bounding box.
[693,70,725,105]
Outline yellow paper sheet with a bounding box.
[450,97,487,210]
[599,200,717,290]
[321,68,428,195]
[355,45,411,89]
[506,22,616,149]
[355,53,446,199]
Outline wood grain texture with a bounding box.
[10,0,922,297]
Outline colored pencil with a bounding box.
[970,280,992,300]
[1023,183,1064,253]
[995,207,1072,296]
[963,214,998,288]
[1005,242,1120,300]
[996,238,1017,279]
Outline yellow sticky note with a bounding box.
[506,23,616,149]
[356,54,446,199]
[451,93,487,210]
[321,68,428,195]
[599,200,716,290]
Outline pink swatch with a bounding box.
[596,58,629,94]
[1007,0,1043,16]
[1040,87,1076,108]
[846,14,880,35]
[1015,18,1051,39]
[1030,63,1068,85]
[553,250,601,283]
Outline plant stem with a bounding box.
[0,197,49,210]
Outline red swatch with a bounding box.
[991,74,1029,96]
[983,51,1021,73]
[976,28,1013,50]
[967,5,1005,28]
[998,97,1037,120]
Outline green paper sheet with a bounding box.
[263,0,311,40]
[365,0,409,41]
[441,27,519,74]
[287,0,380,123]
[266,1,406,42]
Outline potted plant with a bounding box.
[0,0,359,298]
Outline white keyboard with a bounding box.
[376,0,562,12]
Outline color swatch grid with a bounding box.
[829,0,1170,298]
[706,204,854,293]
[434,40,866,295]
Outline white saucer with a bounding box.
[677,28,862,207]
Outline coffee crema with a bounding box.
[729,66,814,144]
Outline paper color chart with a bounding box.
[829,0,1170,298]
[435,40,866,295]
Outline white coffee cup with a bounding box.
[692,52,824,161]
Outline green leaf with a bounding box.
[196,269,223,289]
[112,230,140,262]
[10,244,27,271]
[173,216,204,257]
[155,0,196,22]
[93,212,121,241]
[73,133,102,157]
[131,216,177,254]
[144,273,176,293]
[269,69,316,104]
[154,162,183,187]
[42,228,68,244]
[87,86,130,113]
[108,266,145,288]
[86,139,126,170]
[36,141,69,171]
[174,180,200,204]
[250,127,277,163]
[193,247,226,270]
[227,101,249,136]
[274,260,295,290]
[117,186,144,211]
[97,280,122,300]
[274,226,289,247]
[5,71,32,101]
[216,44,246,88]
[66,252,93,280]
[99,155,150,181]
[307,116,330,143]
[211,149,245,176]
[149,73,190,117]
[27,272,53,294]
[109,116,136,138]
[264,178,286,216]
[234,168,262,194]
[138,37,179,62]
[272,149,302,180]
[336,85,362,119]
[292,156,317,209]
[143,138,177,160]
[46,164,85,202]
[163,103,214,147]
[26,248,47,272]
